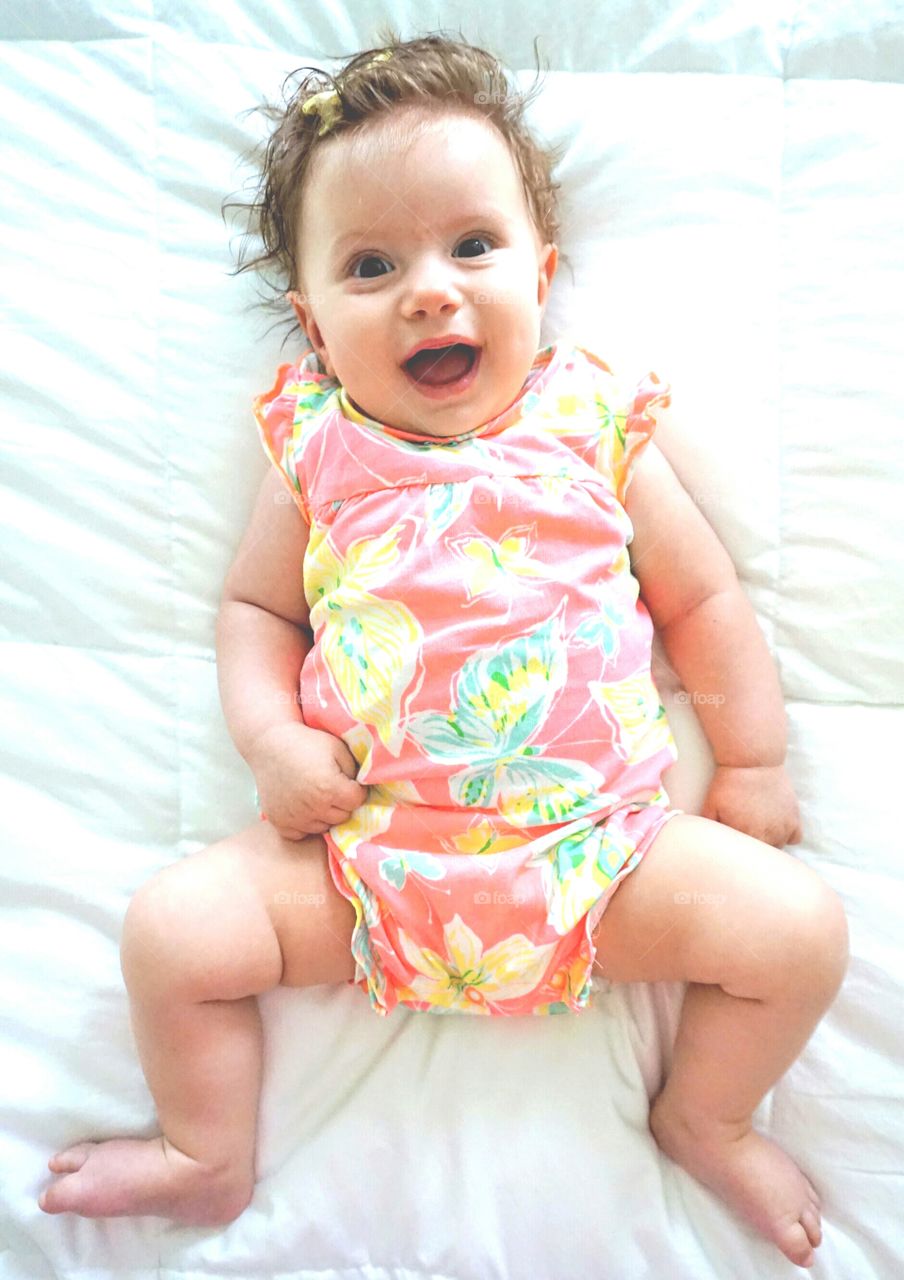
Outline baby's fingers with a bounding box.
[329,770,369,812]
[323,804,360,827]
[287,806,359,836]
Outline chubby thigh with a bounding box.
[245,821,359,987]
[128,821,358,998]
[590,813,844,992]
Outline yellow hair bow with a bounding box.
[300,88,343,136]
[299,50,392,137]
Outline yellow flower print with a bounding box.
[396,914,558,1013]
[536,473,572,503]
[330,778,426,860]
[449,817,526,857]
[342,722,374,776]
[530,392,587,430]
[554,392,584,417]
[524,387,597,442]
[305,521,422,753]
[542,946,594,1010]
[611,547,630,577]
[590,669,674,764]
[447,524,549,603]
[330,785,393,860]
[528,820,629,935]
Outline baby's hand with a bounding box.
[701,764,803,849]
[248,722,368,841]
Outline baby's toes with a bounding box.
[48,1143,95,1174]
[39,1175,81,1214]
[801,1204,823,1249]
[778,1219,816,1269]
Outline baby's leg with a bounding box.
[39,821,355,1223]
[591,814,848,1270]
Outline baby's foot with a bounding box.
[38,1137,252,1225]
[650,1098,822,1269]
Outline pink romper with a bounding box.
[254,339,681,1016]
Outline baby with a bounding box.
[40,32,848,1270]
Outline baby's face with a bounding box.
[291,111,557,438]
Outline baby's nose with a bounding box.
[402,262,463,318]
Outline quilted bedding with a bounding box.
[1,2,902,1277]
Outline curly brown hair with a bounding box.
[227,28,563,332]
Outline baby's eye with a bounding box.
[350,255,392,279]
[453,235,493,259]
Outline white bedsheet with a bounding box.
[1,2,902,1277]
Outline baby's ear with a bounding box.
[286,291,336,376]
[537,243,558,308]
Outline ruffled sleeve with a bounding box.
[252,347,338,525]
[577,347,672,507]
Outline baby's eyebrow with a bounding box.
[331,229,371,255]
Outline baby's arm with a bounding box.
[625,438,801,848]
[216,468,367,840]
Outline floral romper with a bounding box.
[254,339,681,1016]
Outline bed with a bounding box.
[1,2,902,1277]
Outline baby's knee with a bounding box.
[784,876,849,997]
[120,865,195,995]
[121,854,283,1001]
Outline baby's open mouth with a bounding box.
[402,343,479,387]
